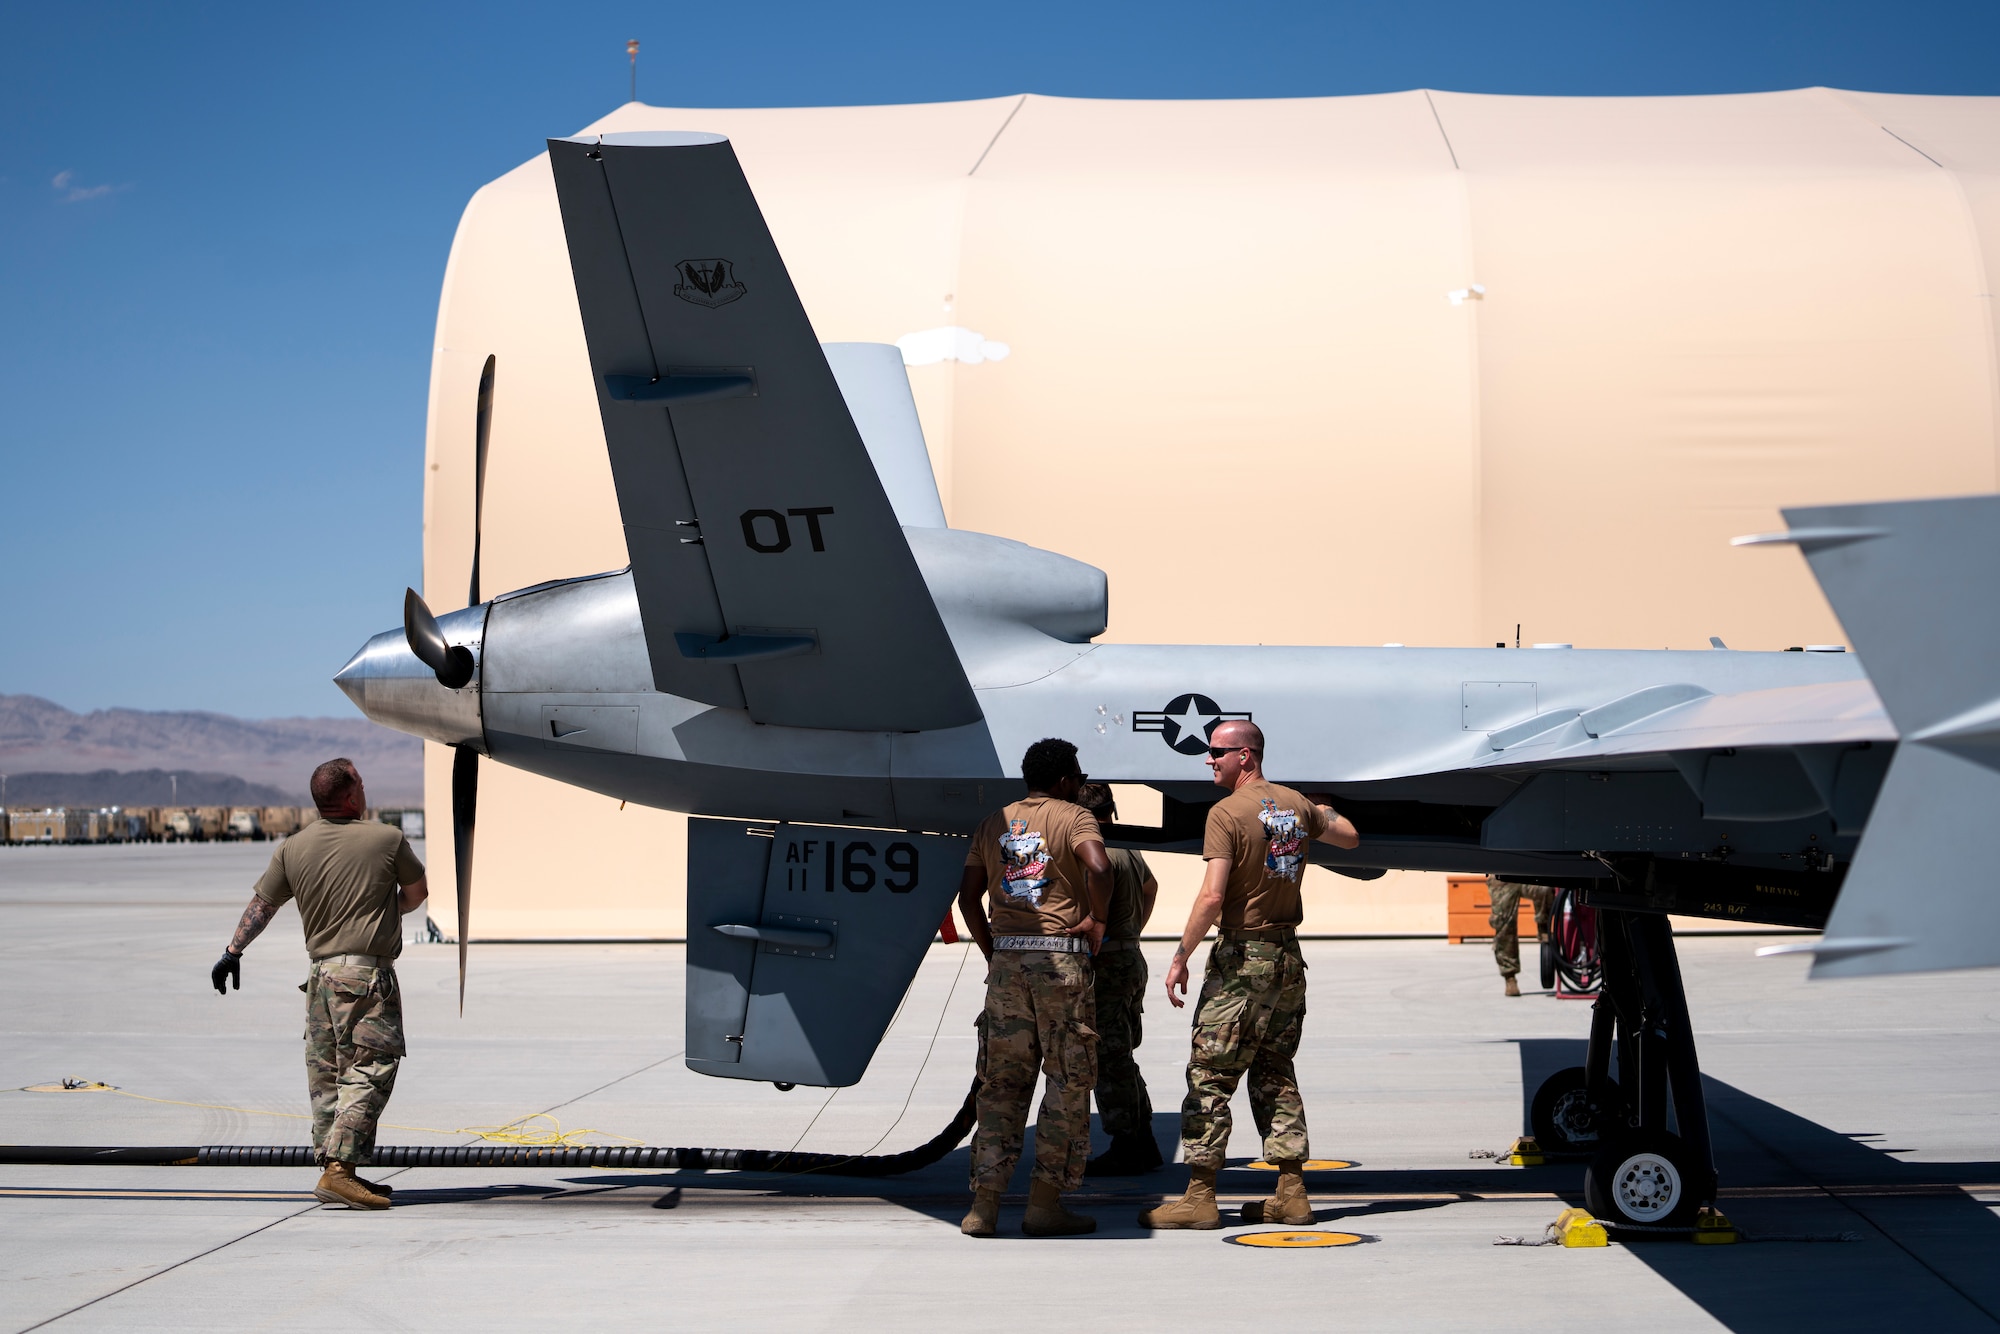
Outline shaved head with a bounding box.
[1210,719,1264,753]
[1205,719,1266,790]
[310,758,362,816]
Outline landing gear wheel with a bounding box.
[1585,1132,1699,1231]
[1539,935,1557,991]
[1530,1067,1620,1155]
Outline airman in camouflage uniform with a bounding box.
[1488,875,1553,996]
[955,738,1114,1238]
[1143,721,1359,1230]
[1075,782,1161,1176]
[1088,948,1154,1145]
[305,959,407,1166]
[1179,933,1309,1171]
[211,758,427,1211]
[967,952,1098,1194]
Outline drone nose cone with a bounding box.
[332,610,487,750]
[334,643,371,710]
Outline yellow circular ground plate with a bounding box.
[1245,1159,1355,1171]
[21,1081,115,1093]
[1226,1230,1371,1248]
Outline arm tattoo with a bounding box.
[228,897,279,955]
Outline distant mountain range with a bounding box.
[0,695,423,804]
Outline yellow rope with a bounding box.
[15,1079,642,1149]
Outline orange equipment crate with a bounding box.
[1446,874,1538,944]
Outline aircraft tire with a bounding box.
[1584,1131,1700,1231]
[1539,936,1557,991]
[1530,1067,1620,1154]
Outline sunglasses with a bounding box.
[1207,745,1263,759]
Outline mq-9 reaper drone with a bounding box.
[336,130,2000,1233]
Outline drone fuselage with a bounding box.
[338,561,1880,882]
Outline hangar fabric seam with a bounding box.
[967,95,1028,177]
[1422,89,1460,170]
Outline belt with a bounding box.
[1096,938,1143,953]
[312,953,394,968]
[993,935,1091,954]
[1220,926,1297,943]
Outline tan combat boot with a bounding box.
[1139,1165,1222,1230]
[960,1188,1001,1238]
[1504,975,1521,997]
[1021,1177,1096,1236]
[1241,1161,1315,1225]
[314,1161,391,1210]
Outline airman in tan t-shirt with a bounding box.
[210,758,429,1213]
[965,796,1103,937]
[1143,720,1359,1233]
[1201,779,1329,931]
[954,739,1114,1240]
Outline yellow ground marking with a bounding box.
[1245,1159,1355,1171]
[1226,1230,1368,1248]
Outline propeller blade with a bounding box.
[469,355,494,607]
[448,359,493,1014]
[403,588,475,689]
[451,744,478,1013]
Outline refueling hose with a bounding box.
[0,1078,979,1178]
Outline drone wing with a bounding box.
[546,131,979,733]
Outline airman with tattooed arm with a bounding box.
[1142,719,1358,1231]
[210,758,427,1211]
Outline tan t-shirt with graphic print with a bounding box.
[965,796,1104,935]
[1201,780,1329,931]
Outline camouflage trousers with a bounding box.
[304,960,406,1167]
[1091,947,1153,1139]
[1179,933,1308,1171]
[1488,878,1554,979]
[970,949,1098,1193]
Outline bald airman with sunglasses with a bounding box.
[1140,720,1359,1230]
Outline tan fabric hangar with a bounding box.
[418,89,2000,941]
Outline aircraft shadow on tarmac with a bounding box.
[379,1043,2000,1327]
[457,1107,1505,1241]
[1518,1038,2000,1334]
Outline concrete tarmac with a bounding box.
[2,842,1997,1332]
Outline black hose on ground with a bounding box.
[0,1078,981,1178]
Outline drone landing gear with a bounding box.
[1531,909,1716,1231]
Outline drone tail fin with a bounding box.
[684,818,967,1087]
[1765,494,2000,976]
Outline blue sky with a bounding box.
[4,0,1999,719]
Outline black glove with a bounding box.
[212,951,241,994]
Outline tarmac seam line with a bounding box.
[521,1048,685,1120]
[12,1198,324,1334]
